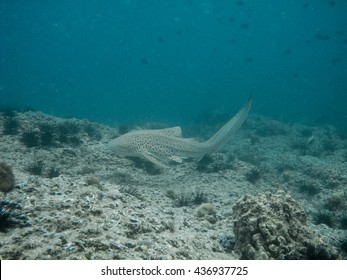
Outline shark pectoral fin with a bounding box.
[140,149,168,168]
[168,155,183,163]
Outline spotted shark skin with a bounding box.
[108,96,252,167]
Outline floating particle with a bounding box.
[315,32,331,41]
[328,1,336,6]
[157,36,165,43]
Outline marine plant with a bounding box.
[84,124,102,140]
[68,136,83,146]
[118,124,130,135]
[338,214,347,230]
[338,236,347,255]
[20,131,40,148]
[2,117,20,135]
[57,121,80,135]
[1,108,16,118]
[47,167,60,178]
[26,160,44,176]
[196,154,214,172]
[56,121,83,146]
[314,210,334,228]
[254,119,288,137]
[175,189,192,207]
[192,188,208,205]
[165,220,175,233]
[39,123,56,147]
[245,167,261,183]
[297,181,320,196]
[324,195,344,211]
[0,196,29,232]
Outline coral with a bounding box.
[0,162,15,193]
[232,191,339,259]
[196,203,217,224]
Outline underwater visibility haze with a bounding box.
[0,0,346,130]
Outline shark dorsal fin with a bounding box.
[146,126,182,137]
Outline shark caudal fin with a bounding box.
[202,96,252,154]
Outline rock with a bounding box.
[232,190,339,259]
[0,162,15,193]
[196,203,217,224]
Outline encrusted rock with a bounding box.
[0,162,15,193]
[232,190,339,259]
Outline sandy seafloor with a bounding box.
[0,110,346,260]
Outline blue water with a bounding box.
[1,1,346,129]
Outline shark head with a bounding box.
[107,134,136,156]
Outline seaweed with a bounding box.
[1,108,16,118]
[175,190,192,207]
[57,121,80,135]
[324,195,344,211]
[314,210,334,227]
[297,181,320,196]
[128,157,161,175]
[338,214,347,230]
[3,117,20,135]
[47,167,60,178]
[338,236,347,255]
[118,124,130,135]
[165,220,175,233]
[197,154,234,173]
[0,196,30,232]
[84,124,102,140]
[196,155,214,172]
[245,167,261,183]
[26,161,44,176]
[39,124,56,147]
[192,188,208,205]
[68,136,83,146]
[20,131,40,148]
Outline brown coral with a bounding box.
[232,190,339,259]
[0,162,15,193]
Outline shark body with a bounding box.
[108,96,252,167]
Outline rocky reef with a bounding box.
[233,190,339,259]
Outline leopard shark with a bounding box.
[108,96,252,167]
